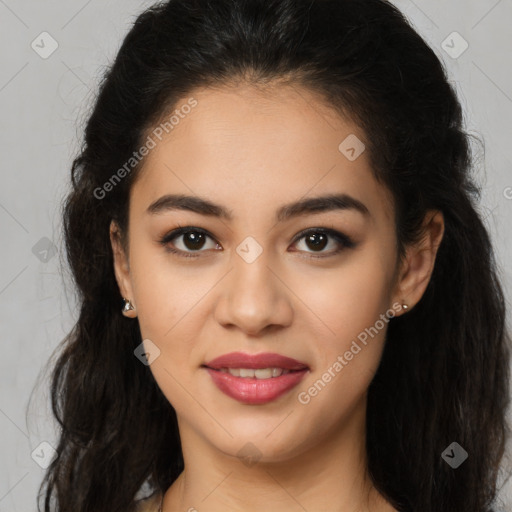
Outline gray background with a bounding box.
[1,0,511,510]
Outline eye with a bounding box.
[290,227,356,258]
[158,226,356,259]
[159,226,220,258]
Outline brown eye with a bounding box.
[159,226,355,259]
[291,228,355,258]
[180,231,207,251]
[159,227,220,258]
[303,232,329,251]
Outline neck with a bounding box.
[162,398,396,512]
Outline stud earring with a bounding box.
[401,303,408,311]
[123,298,135,313]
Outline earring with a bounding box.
[401,303,408,311]
[123,298,135,313]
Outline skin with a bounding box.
[110,83,444,512]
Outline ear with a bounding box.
[391,210,445,315]
[110,220,137,318]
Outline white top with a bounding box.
[134,490,163,512]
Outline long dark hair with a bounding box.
[35,0,511,511]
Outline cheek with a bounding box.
[296,247,393,343]
[127,247,216,395]
[296,299,390,427]
[292,247,393,401]
[129,244,205,336]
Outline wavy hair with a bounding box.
[36,0,511,511]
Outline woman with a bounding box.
[37,0,511,511]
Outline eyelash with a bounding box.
[158,226,356,259]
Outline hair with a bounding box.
[35,0,511,511]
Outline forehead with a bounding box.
[131,83,394,225]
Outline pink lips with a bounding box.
[204,351,309,371]
[202,351,309,405]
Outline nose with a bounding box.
[213,250,294,337]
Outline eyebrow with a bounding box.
[146,193,370,222]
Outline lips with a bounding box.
[203,351,309,371]
[202,351,310,405]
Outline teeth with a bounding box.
[219,367,292,379]
[272,367,283,377]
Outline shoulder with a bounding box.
[133,490,163,512]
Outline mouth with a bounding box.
[202,351,310,372]
[201,352,310,405]
[201,366,306,378]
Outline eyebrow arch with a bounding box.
[146,193,370,221]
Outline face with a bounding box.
[111,83,436,464]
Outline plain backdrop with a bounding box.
[1,0,511,510]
